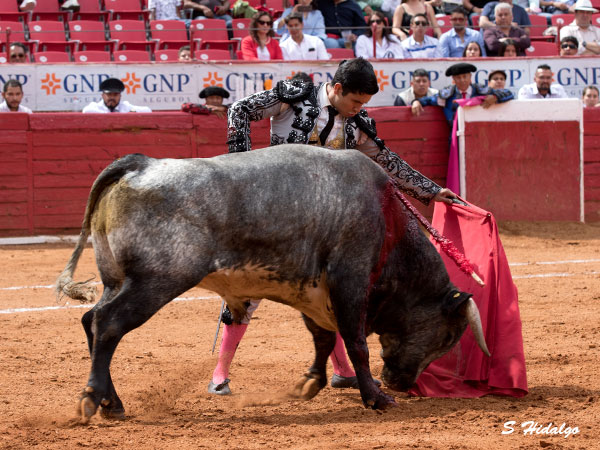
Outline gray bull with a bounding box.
[56,145,489,423]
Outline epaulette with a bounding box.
[473,84,492,96]
[273,79,314,104]
[438,85,455,100]
[354,110,385,151]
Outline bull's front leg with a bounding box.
[294,314,336,400]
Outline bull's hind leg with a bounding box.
[292,314,336,400]
[78,278,189,423]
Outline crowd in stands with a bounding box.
[2,0,600,63]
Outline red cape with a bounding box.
[408,201,528,398]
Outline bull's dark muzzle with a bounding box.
[381,365,416,392]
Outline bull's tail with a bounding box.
[55,153,150,303]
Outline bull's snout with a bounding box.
[381,365,416,392]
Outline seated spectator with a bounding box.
[178,45,192,61]
[498,37,518,55]
[240,11,283,60]
[149,0,183,21]
[280,13,330,60]
[401,13,442,57]
[479,0,531,33]
[463,40,484,56]
[82,78,152,113]
[1,80,32,113]
[183,0,233,28]
[560,35,579,54]
[9,43,29,63]
[318,0,366,49]
[394,68,438,106]
[274,0,327,43]
[484,2,530,56]
[439,6,487,57]
[411,62,513,124]
[392,0,441,40]
[355,11,404,58]
[559,0,600,55]
[518,64,569,98]
[582,85,600,107]
[488,69,507,89]
[199,85,230,117]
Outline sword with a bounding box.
[211,300,226,354]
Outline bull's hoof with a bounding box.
[292,373,325,400]
[78,391,98,424]
[364,391,396,410]
[99,405,126,421]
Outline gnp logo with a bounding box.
[375,70,389,91]
[122,72,142,94]
[41,73,62,95]
[202,71,224,88]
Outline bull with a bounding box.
[56,145,489,423]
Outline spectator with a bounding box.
[539,0,576,17]
[274,0,327,43]
[148,0,183,21]
[18,0,36,11]
[199,85,230,117]
[82,78,152,113]
[9,42,29,63]
[178,45,191,61]
[280,13,330,60]
[0,80,32,113]
[498,37,518,55]
[517,64,569,98]
[463,40,483,56]
[240,11,283,60]
[394,68,439,106]
[560,35,579,54]
[484,2,530,56]
[355,11,404,58]
[559,0,600,55]
[488,69,507,89]
[479,0,531,33]
[401,13,442,58]
[582,85,600,107]
[412,62,513,124]
[439,6,487,57]
[183,0,233,28]
[318,0,366,49]
[392,0,441,40]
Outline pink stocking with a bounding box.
[329,332,356,377]
[211,323,248,384]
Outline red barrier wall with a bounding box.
[2,106,599,238]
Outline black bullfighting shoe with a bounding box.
[207,379,232,395]
[330,374,382,389]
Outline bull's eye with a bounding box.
[444,332,454,347]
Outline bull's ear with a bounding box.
[441,290,472,316]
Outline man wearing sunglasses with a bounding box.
[559,0,600,55]
[560,36,579,55]
[439,6,487,57]
[401,14,442,58]
[9,43,29,63]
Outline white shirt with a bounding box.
[401,35,442,59]
[0,100,32,113]
[559,21,600,55]
[355,34,405,59]
[82,100,152,113]
[280,33,330,60]
[517,83,569,99]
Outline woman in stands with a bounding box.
[582,86,600,107]
[392,0,441,40]
[462,40,482,57]
[355,11,405,59]
[274,0,327,43]
[240,11,283,60]
[499,38,518,57]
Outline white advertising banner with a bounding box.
[0,57,597,112]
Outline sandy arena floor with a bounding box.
[0,221,599,450]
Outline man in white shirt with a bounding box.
[559,0,600,55]
[0,80,32,113]
[82,78,152,113]
[279,14,330,60]
[394,68,439,106]
[401,14,442,58]
[518,64,569,99]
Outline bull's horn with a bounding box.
[465,298,491,357]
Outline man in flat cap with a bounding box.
[411,62,513,124]
[199,85,230,118]
[82,78,152,113]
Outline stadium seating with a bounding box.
[435,15,452,34]
[74,50,112,62]
[326,48,355,59]
[0,21,27,44]
[33,50,72,62]
[232,18,251,39]
[526,41,559,56]
[195,49,232,60]
[191,19,237,53]
[113,49,151,61]
[592,13,600,27]
[150,19,189,49]
[0,2,30,22]
[154,48,180,61]
[68,20,116,51]
[264,0,285,18]
[72,0,110,22]
[109,19,153,51]
[28,20,76,52]
[30,0,71,22]
[551,14,572,27]
[528,13,554,42]
[105,0,150,22]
